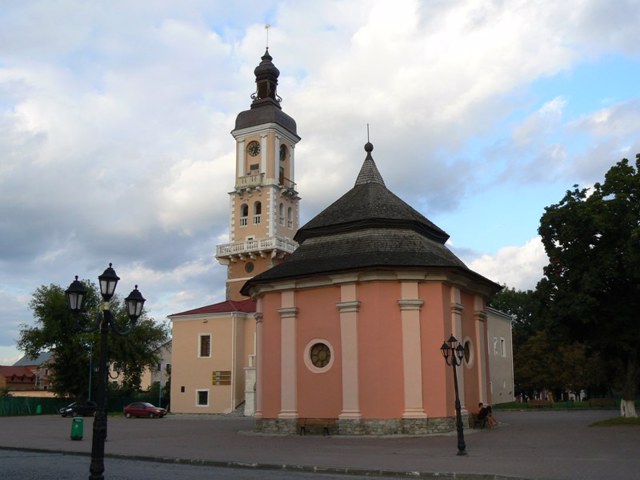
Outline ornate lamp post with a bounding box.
[66,264,146,480]
[440,334,467,456]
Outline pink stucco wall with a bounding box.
[257,272,492,423]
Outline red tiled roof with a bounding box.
[169,298,256,317]
[0,366,35,378]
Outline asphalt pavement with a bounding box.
[1,409,638,479]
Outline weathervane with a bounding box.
[265,24,271,49]
[367,123,370,143]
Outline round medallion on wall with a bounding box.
[247,141,261,157]
[244,262,254,273]
[310,343,331,368]
[463,339,473,367]
[303,339,334,373]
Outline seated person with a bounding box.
[477,402,497,429]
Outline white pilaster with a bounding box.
[278,290,298,419]
[338,294,361,420]
[399,281,426,419]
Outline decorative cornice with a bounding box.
[398,299,424,311]
[336,301,361,313]
[451,302,464,314]
[278,307,298,318]
[474,310,487,322]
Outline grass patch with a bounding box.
[590,416,640,427]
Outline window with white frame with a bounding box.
[500,337,506,357]
[199,334,211,358]
[196,389,209,407]
[254,201,262,224]
[493,337,498,355]
[240,203,249,226]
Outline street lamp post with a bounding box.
[440,334,467,456]
[66,263,146,480]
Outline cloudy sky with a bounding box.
[2,0,640,364]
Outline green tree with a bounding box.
[18,281,169,400]
[490,287,540,346]
[538,154,640,416]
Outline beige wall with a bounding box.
[486,307,515,404]
[170,312,256,414]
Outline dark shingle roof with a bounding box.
[296,145,448,244]
[13,352,53,367]
[241,144,499,295]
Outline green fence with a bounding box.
[0,395,162,417]
[0,397,69,416]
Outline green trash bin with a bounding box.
[70,417,83,441]
[36,404,42,415]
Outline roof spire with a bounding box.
[251,46,281,105]
[265,24,271,49]
[355,139,385,186]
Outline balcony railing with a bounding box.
[235,173,297,194]
[236,173,264,189]
[216,236,298,258]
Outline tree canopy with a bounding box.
[18,281,169,399]
[538,154,640,412]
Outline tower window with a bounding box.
[279,203,285,225]
[254,201,262,224]
[240,203,249,227]
[279,144,288,162]
[287,207,293,228]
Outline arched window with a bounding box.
[279,203,285,225]
[287,207,293,228]
[254,201,262,224]
[240,203,249,226]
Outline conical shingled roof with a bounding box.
[241,143,497,295]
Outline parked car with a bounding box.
[123,402,167,418]
[59,401,97,417]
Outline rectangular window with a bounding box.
[196,390,209,407]
[500,337,506,357]
[199,334,211,358]
[493,337,498,355]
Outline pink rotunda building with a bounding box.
[241,143,502,435]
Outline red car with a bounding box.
[123,402,167,418]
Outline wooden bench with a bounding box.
[297,418,338,436]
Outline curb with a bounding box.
[0,445,533,480]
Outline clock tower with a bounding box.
[216,49,301,300]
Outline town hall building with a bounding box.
[169,49,510,431]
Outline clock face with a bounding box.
[279,144,287,161]
[247,141,261,157]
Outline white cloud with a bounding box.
[469,237,549,291]
[2,0,640,360]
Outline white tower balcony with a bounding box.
[216,236,298,262]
